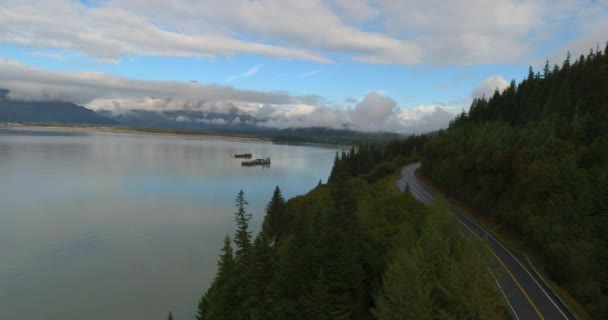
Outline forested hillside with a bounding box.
[194,137,506,319]
[422,44,608,317]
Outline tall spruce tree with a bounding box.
[328,152,340,183]
[308,154,365,317]
[264,186,287,245]
[233,190,252,259]
[197,235,237,320]
[299,270,350,320]
[247,229,283,319]
[195,293,208,320]
[231,191,255,320]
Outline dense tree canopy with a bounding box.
[187,43,608,319]
[195,137,506,319]
[374,200,505,320]
[423,43,608,317]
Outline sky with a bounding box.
[0,0,607,133]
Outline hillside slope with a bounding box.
[422,44,608,317]
[194,138,506,319]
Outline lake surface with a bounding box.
[0,127,338,320]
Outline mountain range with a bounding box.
[0,89,402,143]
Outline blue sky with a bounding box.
[0,0,606,133]
[0,43,527,107]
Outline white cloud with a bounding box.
[0,0,329,63]
[28,52,66,61]
[329,0,379,22]
[394,106,461,133]
[110,0,422,64]
[375,0,543,65]
[0,0,606,65]
[298,70,322,77]
[0,58,297,105]
[546,18,608,65]
[0,0,421,65]
[226,66,262,82]
[350,91,396,130]
[471,76,509,99]
[344,97,358,104]
[257,92,461,133]
[0,58,462,133]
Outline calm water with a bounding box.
[0,127,338,320]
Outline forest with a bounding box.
[422,43,608,317]
[171,43,607,320]
[191,137,506,319]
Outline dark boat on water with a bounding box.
[241,157,271,167]
[234,153,253,158]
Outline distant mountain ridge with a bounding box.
[96,109,260,131]
[0,89,404,144]
[0,89,117,125]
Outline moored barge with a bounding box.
[241,157,271,166]
[234,153,253,158]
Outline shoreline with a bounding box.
[0,124,270,143]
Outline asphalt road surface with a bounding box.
[396,163,575,320]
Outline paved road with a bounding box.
[397,163,574,320]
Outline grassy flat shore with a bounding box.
[1,124,269,143]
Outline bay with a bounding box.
[0,127,338,320]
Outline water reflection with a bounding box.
[0,127,338,319]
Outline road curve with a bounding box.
[396,163,575,320]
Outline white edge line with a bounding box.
[490,265,520,320]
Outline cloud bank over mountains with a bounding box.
[0,58,461,133]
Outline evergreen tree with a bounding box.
[195,293,208,320]
[328,152,340,183]
[167,311,174,320]
[330,154,356,218]
[373,246,432,320]
[563,51,571,71]
[299,270,350,320]
[310,156,366,317]
[247,229,283,319]
[263,186,287,245]
[197,235,237,320]
[557,78,572,120]
[527,65,535,81]
[216,235,236,282]
[374,200,505,320]
[231,191,256,320]
[233,190,252,260]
